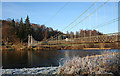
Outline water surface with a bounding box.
[2,49,119,69]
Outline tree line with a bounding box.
[2,16,62,43]
[66,30,103,39]
[2,15,103,44]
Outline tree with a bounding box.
[25,15,31,38]
[2,20,20,43]
[15,21,19,35]
[79,29,103,37]
[44,30,48,40]
[18,18,24,42]
[75,31,79,38]
[66,31,70,38]
[88,30,93,36]
[11,19,15,28]
[70,31,74,38]
[49,27,53,32]
[41,25,46,31]
[80,29,84,37]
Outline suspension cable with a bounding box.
[52,0,110,40]
[46,1,98,41]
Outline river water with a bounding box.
[2,49,119,69]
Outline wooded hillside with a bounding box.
[2,16,103,44]
[2,16,62,44]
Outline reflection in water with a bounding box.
[2,51,28,69]
[65,51,70,59]
[2,49,119,69]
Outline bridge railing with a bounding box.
[30,32,120,46]
[47,33,120,44]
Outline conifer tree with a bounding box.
[10,19,16,35]
[25,15,31,38]
[18,18,24,42]
[11,19,15,28]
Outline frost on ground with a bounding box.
[57,51,120,75]
[2,67,58,74]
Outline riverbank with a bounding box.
[83,48,111,50]
[2,42,120,51]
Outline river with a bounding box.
[2,49,120,69]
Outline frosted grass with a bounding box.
[57,51,120,74]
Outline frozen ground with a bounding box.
[2,67,58,74]
[58,52,120,74]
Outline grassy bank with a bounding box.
[2,42,120,51]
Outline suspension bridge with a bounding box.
[28,32,120,46]
[27,0,120,49]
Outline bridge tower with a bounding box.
[30,35,33,45]
[28,34,33,47]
